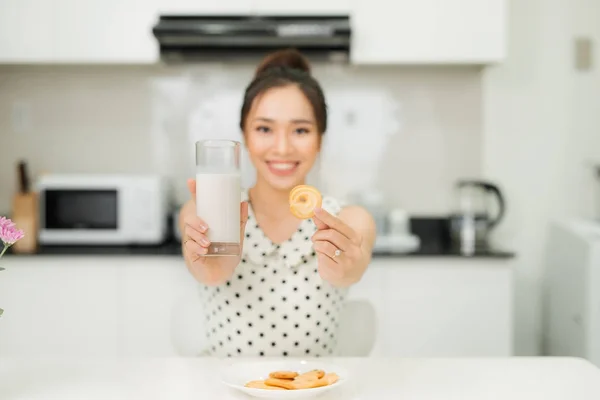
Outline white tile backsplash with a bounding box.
[0,63,483,215]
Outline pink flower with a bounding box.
[0,217,24,245]
[0,216,15,230]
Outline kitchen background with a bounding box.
[0,63,482,213]
[1,0,600,362]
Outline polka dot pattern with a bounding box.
[198,190,347,357]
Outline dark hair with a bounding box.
[240,48,327,134]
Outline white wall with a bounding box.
[483,0,600,355]
[566,0,600,217]
[0,64,483,215]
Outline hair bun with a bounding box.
[255,48,311,76]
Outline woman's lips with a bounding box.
[267,161,300,177]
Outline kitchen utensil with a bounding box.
[195,140,241,256]
[220,359,348,399]
[449,179,506,254]
[11,194,38,253]
[388,208,409,236]
[372,208,421,253]
[17,160,30,193]
[11,160,38,253]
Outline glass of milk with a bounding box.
[195,140,241,256]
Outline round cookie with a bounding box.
[245,380,286,390]
[289,185,322,219]
[269,370,299,380]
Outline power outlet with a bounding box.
[574,37,593,71]
[12,102,32,133]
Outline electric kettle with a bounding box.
[449,180,506,254]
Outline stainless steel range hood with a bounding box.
[151,15,351,63]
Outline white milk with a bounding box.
[195,172,241,256]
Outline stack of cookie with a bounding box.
[245,369,339,390]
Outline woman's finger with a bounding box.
[313,208,359,244]
[185,227,211,248]
[184,213,208,234]
[313,240,341,263]
[239,200,249,244]
[240,201,249,227]
[316,253,344,281]
[312,215,328,230]
[187,178,197,201]
[184,237,208,257]
[311,228,351,252]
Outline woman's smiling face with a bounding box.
[244,84,321,191]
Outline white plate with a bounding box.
[220,359,348,399]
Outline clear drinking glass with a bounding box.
[195,140,241,256]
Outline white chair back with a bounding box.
[335,299,377,357]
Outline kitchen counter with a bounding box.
[374,248,515,258]
[5,241,515,258]
[2,213,515,259]
[0,357,598,399]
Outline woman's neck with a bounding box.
[249,178,302,219]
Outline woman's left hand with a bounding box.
[311,207,367,286]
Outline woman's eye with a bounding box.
[295,128,310,135]
[257,126,271,133]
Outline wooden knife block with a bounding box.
[10,193,38,254]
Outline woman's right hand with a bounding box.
[179,178,249,286]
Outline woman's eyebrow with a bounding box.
[253,117,275,123]
[252,117,315,124]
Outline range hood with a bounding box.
[152,15,351,63]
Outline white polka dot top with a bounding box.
[199,190,348,358]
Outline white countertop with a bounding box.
[1,357,599,399]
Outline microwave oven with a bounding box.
[37,174,169,245]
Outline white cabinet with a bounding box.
[543,220,600,368]
[51,0,158,63]
[0,258,120,356]
[254,0,351,15]
[0,256,200,357]
[118,258,204,357]
[351,0,507,64]
[0,255,513,357]
[0,0,506,64]
[157,0,253,15]
[0,0,158,64]
[366,259,513,357]
[0,1,57,63]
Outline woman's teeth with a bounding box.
[269,162,297,170]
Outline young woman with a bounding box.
[179,49,376,357]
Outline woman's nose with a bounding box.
[274,132,292,155]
